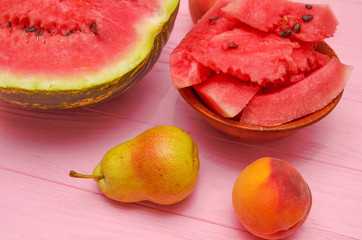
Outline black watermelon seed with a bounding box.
[292,23,301,33]
[280,29,292,38]
[209,16,219,21]
[305,4,313,9]
[36,29,45,37]
[22,25,27,29]
[229,43,238,49]
[25,26,37,33]
[7,21,11,27]
[90,22,98,34]
[65,30,73,36]
[302,14,313,22]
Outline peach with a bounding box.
[232,157,312,239]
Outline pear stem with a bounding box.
[69,170,103,181]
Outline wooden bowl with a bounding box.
[178,42,343,142]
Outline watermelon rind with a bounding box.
[0,0,179,109]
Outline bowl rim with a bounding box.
[178,87,343,133]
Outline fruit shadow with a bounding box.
[101,190,199,219]
[79,62,179,125]
[0,101,128,150]
[171,94,334,168]
[103,195,260,239]
[0,65,174,151]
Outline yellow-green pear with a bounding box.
[69,125,200,205]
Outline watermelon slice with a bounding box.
[241,58,352,126]
[169,0,335,89]
[222,0,339,42]
[193,73,259,118]
[169,0,241,89]
[0,0,179,108]
[189,27,330,85]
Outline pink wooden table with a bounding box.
[1,0,361,239]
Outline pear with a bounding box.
[69,125,200,205]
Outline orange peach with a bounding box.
[232,157,312,239]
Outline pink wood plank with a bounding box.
[0,168,255,239]
[0,168,357,240]
[0,111,361,239]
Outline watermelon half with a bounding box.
[170,0,352,127]
[0,0,179,109]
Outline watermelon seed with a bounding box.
[25,26,37,33]
[292,23,301,33]
[209,16,219,22]
[7,21,11,27]
[22,25,27,29]
[36,29,45,37]
[302,14,313,22]
[65,30,73,37]
[282,16,289,24]
[90,22,98,34]
[229,43,239,49]
[280,29,292,38]
[305,4,313,9]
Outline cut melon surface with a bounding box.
[193,73,259,118]
[169,0,338,89]
[222,0,339,42]
[189,27,330,85]
[169,0,240,89]
[0,0,179,91]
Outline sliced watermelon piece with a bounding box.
[241,58,353,126]
[190,27,295,85]
[193,73,259,118]
[169,0,242,89]
[286,42,331,80]
[189,27,330,85]
[170,0,334,89]
[169,54,212,89]
[222,0,339,42]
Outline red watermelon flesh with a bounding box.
[0,0,163,78]
[287,42,330,81]
[169,57,212,90]
[189,27,330,85]
[169,0,242,89]
[222,0,339,43]
[193,73,259,118]
[169,0,333,89]
[241,58,352,126]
